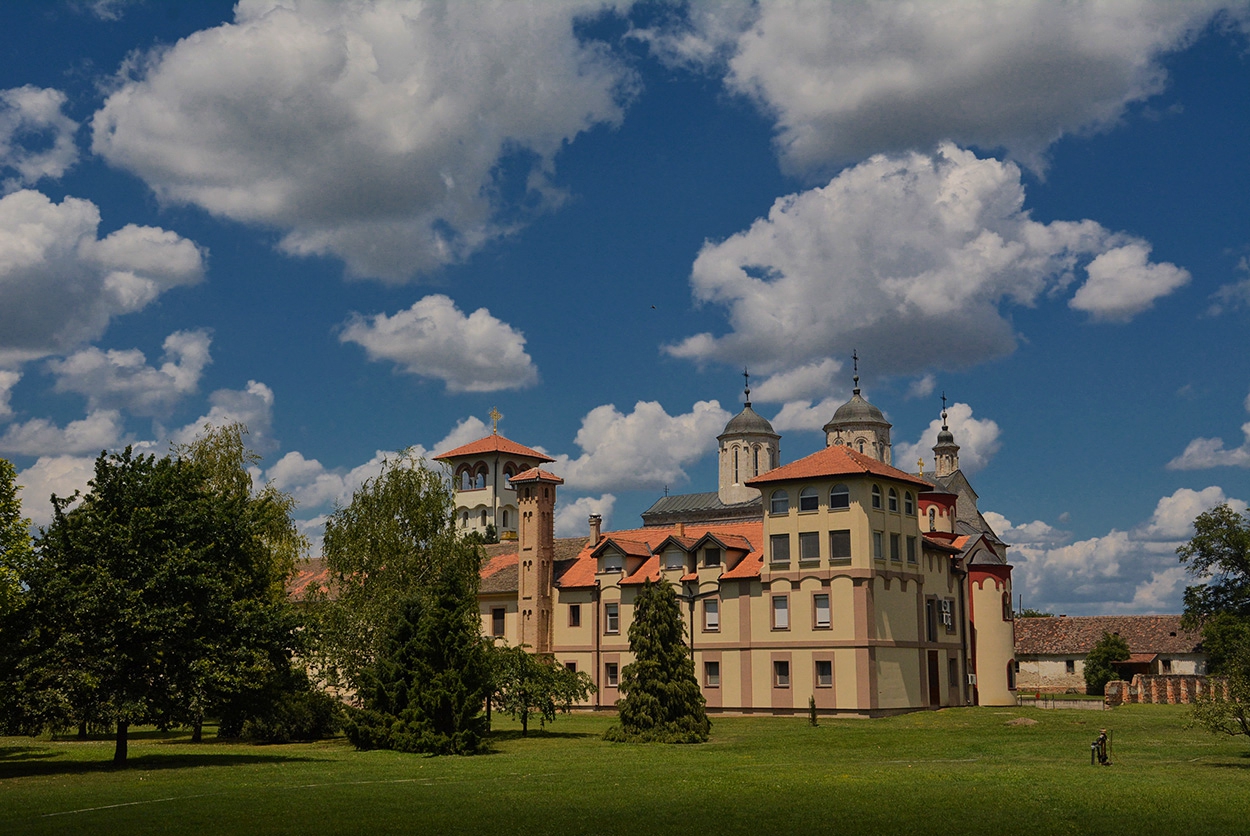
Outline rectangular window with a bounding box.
[703,599,720,632]
[906,536,917,563]
[890,533,901,561]
[813,593,831,628]
[941,598,955,633]
[1065,659,1075,675]
[770,533,790,565]
[925,599,937,642]
[774,660,790,688]
[772,595,789,630]
[705,661,720,688]
[873,531,884,561]
[602,554,622,573]
[568,603,581,628]
[1162,659,1172,673]
[664,549,684,570]
[565,661,578,673]
[829,529,851,562]
[604,603,619,634]
[491,607,505,637]
[703,547,721,568]
[815,660,833,687]
[798,531,820,562]
[948,658,957,686]
[605,662,618,687]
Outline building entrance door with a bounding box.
[927,651,941,706]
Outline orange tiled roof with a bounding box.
[511,467,563,483]
[558,520,764,588]
[746,445,932,489]
[622,555,661,585]
[288,558,329,601]
[434,433,555,463]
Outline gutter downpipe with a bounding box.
[954,557,970,706]
[593,580,602,710]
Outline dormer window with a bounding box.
[830,483,849,509]
[602,554,623,574]
[664,550,684,571]
[799,487,818,512]
[770,490,790,515]
[871,485,882,509]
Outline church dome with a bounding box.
[721,404,777,437]
[936,426,956,445]
[825,391,888,429]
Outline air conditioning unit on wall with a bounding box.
[966,673,977,686]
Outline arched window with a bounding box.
[1002,592,1013,621]
[461,511,468,527]
[798,486,818,512]
[503,464,516,489]
[474,469,486,489]
[501,510,509,528]
[753,446,760,476]
[857,439,865,454]
[733,447,739,483]
[904,492,914,515]
[888,488,898,512]
[460,469,471,491]
[829,483,849,509]
[480,509,488,526]
[871,485,882,509]
[1006,661,1016,691]
[770,490,790,515]
[928,507,937,531]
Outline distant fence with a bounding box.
[1015,694,1105,710]
[1104,674,1228,707]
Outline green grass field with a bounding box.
[2,705,1248,835]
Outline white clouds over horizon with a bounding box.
[91,0,634,281]
[1168,388,1250,470]
[0,86,79,192]
[0,370,19,419]
[641,1,1235,174]
[0,190,205,365]
[894,402,1002,476]
[554,493,616,538]
[666,145,1189,377]
[340,295,538,393]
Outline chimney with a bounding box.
[675,521,685,537]
[588,513,602,545]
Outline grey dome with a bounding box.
[825,391,888,428]
[720,404,777,437]
[936,426,957,446]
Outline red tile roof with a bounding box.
[288,558,329,601]
[746,445,932,489]
[559,521,764,588]
[622,555,661,585]
[511,467,563,484]
[434,433,555,463]
[1014,615,1202,656]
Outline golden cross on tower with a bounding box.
[917,457,924,477]
[489,407,502,435]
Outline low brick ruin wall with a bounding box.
[1104,674,1228,707]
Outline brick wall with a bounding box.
[1104,674,1229,707]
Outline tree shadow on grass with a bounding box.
[486,729,597,745]
[0,746,324,780]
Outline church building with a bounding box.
[469,366,1018,715]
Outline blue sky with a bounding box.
[1,1,1248,616]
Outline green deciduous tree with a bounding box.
[491,644,595,736]
[1018,608,1054,618]
[1179,503,1250,624]
[343,571,490,754]
[0,457,32,618]
[604,580,710,744]
[1084,632,1130,696]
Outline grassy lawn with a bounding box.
[2,705,1248,835]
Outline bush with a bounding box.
[241,687,341,744]
[1084,632,1130,696]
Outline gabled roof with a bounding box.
[434,433,555,463]
[557,521,764,588]
[1014,615,1202,656]
[592,537,653,559]
[691,531,754,553]
[641,491,760,516]
[511,467,563,484]
[746,444,932,489]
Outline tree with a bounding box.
[7,439,307,766]
[491,644,595,736]
[0,457,32,618]
[1018,608,1054,618]
[1179,503,1250,624]
[313,450,473,695]
[604,580,710,743]
[343,569,491,754]
[1083,632,1130,696]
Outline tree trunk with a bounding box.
[77,721,87,740]
[192,719,203,743]
[113,721,129,767]
[521,709,528,737]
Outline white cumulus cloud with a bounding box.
[553,400,732,492]
[642,1,1231,173]
[48,329,212,416]
[1069,241,1190,320]
[91,0,634,280]
[554,493,616,538]
[894,402,1002,476]
[341,295,537,393]
[1168,389,1250,470]
[0,189,205,364]
[0,370,19,419]
[665,144,1189,377]
[15,454,98,527]
[0,86,79,191]
[0,410,126,457]
[167,381,275,450]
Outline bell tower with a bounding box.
[717,370,781,504]
[512,467,562,653]
[933,393,961,478]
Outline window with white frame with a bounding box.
[904,492,914,515]
[605,662,619,687]
[798,486,819,511]
[774,660,790,687]
[770,490,790,515]
[815,660,833,687]
[941,598,955,632]
[569,604,581,628]
[770,533,790,565]
[888,488,898,512]
[890,533,901,561]
[601,553,622,573]
[703,547,721,568]
[871,485,882,509]
[772,595,789,630]
[873,531,884,561]
[906,536,917,563]
[814,593,831,628]
[491,607,505,637]
[829,483,850,509]
[798,531,820,562]
[604,603,619,634]
[703,599,720,632]
[664,549,684,570]
[705,661,720,687]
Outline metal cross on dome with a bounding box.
[489,406,502,434]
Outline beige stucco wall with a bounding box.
[970,574,1015,705]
